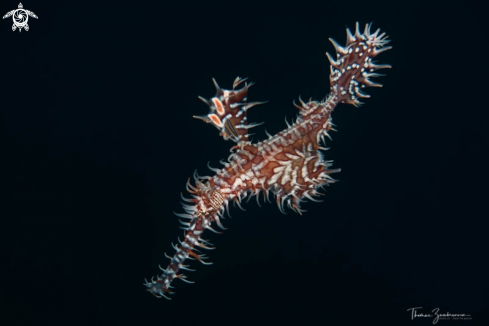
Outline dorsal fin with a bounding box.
[194,77,266,142]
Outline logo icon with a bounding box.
[3,3,38,32]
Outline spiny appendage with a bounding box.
[194,77,267,143]
[327,22,392,106]
[270,150,339,215]
[144,180,227,299]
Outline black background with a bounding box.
[1,0,487,325]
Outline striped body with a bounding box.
[144,23,391,299]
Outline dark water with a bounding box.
[1,0,487,325]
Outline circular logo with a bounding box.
[13,9,28,27]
